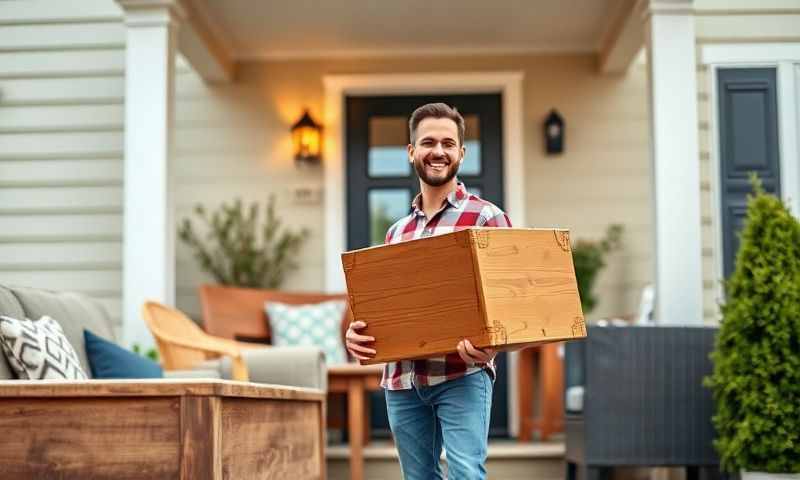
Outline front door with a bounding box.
[345,94,509,438]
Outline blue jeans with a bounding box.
[385,370,493,479]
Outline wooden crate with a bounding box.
[341,227,586,364]
[0,379,325,480]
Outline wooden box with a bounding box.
[0,379,325,479]
[341,227,586,364]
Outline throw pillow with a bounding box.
[0,315,88,380]
[265,300,349,365]
[84,330,163,379]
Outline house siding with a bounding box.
[0,0,126,335]
[694,0,800,323]
[1,0,656,328]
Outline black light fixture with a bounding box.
[291,109,322,166]
[544,109,564,155]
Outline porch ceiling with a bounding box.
[195,0,628,60]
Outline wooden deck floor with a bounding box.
[327,437,566,480]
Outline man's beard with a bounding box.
[413,154,460,187]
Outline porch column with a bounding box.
[117,0,184,347]
[643,0,703,324]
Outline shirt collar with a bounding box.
[410,181,469,216]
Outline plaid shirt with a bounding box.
[380,182,512,390]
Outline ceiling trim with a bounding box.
[186,0,235,57]
[235,44,598,62]
[175,0,236,82]
[598,0,645,73]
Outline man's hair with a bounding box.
[408,103,465,147]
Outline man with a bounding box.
[345,102,512,479]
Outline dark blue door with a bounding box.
[345,94,509,438]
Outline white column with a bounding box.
[643,0,703,324]
[117,0,184,348]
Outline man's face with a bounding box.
[408,117,464,187]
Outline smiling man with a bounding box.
[345,102,512,479]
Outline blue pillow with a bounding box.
[83,330,163,379]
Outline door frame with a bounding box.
[701,43,800,303]
[322,71,524,436]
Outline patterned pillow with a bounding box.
[0,315,88,380]
[265,300,349,365]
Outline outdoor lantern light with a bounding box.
[544,109,564,155]
[291,109,322,166]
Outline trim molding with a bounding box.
[238,46,595,62]
[702,43,800,64]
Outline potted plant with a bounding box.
[705,175,800,479]
[572,224,623,315]
[178,196,309,288]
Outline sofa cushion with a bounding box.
[10,286,114,377]
[0,315,88,380]
[265,300,348,365]
[0,286,25,380]
[84,329,163,379]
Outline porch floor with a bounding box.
[326,437,566,480]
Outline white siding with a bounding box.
[694,0,800,323]
[0,0,124,331]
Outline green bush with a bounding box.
[178,196,309,289]
[572,224,623,315]
[705,175,800,473]
[131,343,159,362]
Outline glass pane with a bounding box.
[460,115,481,176]
[369,189,411,245]
[369,117,410,177]
[470,187,482,198]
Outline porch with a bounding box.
[327,439,566,480]
[1,0,717,478]
[112,0,704,451]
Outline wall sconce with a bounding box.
[291,109,322,166]
[544,109,564,155]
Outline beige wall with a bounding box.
[694,0,800,323]
[174,54,653,322]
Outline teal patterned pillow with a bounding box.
[265,300,349,365]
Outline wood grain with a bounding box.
[474,228,585,346]
[0,379,325,479]
[0,397,181,479]
[342,228,586,364]
[343,231,486,364]
[180,396,221,480]
[517,343,565,442]
[221,398,323,479]
[0,379,325,402]
[347,378,365,480]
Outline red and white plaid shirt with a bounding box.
[380,182,513,390]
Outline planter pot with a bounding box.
[742,472,800,480]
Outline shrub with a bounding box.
[705,175,800,473]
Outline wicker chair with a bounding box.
[141,301,260,381]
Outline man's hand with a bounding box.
[345,321,376,361]
[456,339,495,366]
